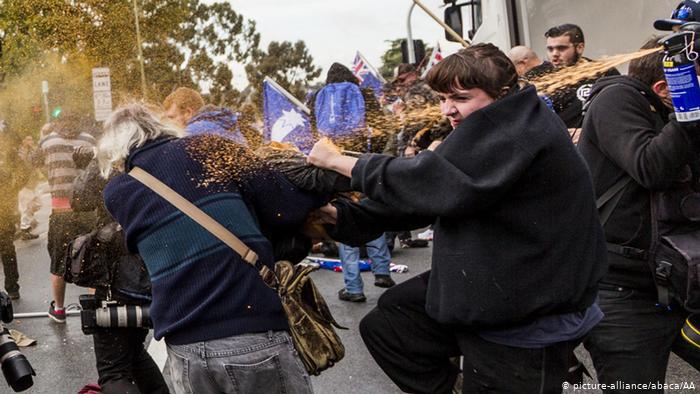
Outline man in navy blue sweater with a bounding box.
[100,104,321,393]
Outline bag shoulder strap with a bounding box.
[596,176,632,227]
[128,166,258,265]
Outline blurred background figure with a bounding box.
[17,135,41,241]
[35,113,97,323]
[507,45,545,77]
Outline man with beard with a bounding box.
[527,24,619,131]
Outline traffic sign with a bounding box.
[92,68,112,121]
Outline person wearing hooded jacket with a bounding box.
[308,44,607,393]
[308,63,396,301]
[163,87,249,145]
[307,63,386,153]
[578,37,700,390]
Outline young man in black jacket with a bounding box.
[308,44,607,393]
[578,38,700,390]
[532,23,619,130]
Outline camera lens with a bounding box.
[1,355,34,392]
[0,330,34,392]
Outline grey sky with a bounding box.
[227,0,464,88]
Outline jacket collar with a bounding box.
[125,136,177,171]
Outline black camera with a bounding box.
[0,292,35,392]
[79,295,152,335]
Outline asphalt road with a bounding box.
[0,190,697,393]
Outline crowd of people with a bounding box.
[1,1,700,393]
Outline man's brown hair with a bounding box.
[628,37,665,88]
[545,24,585,45]
[163,87,205,112]
[426,43,518,99]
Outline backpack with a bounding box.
[64,223,152,305]
[314,82,366,141]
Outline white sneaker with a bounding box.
[417,229,433,241]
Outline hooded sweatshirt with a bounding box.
[187,107,248,146]
[578,75,700,291]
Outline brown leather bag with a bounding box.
[129,167,346,375]
[260,261,346,375]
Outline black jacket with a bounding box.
[578,75,700,291]
[330,85,607,328]
[526,59,619,128]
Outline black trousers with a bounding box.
[360,271,579,394]
[584,285,700,393]
[0,215,19,294]
[93,327,169,394]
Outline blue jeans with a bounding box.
[339,234,391,294]
[166,331,313,394]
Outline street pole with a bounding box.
[132,0,147,98]
[406,1,417,64]
[41,80,50,123]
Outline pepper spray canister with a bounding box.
[662,31,700,122]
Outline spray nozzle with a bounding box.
[662,29,700,61]
[662,31,694,54]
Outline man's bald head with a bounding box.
[507,46,542,76]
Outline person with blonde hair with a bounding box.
[163,87,248,144]
[100,103,321,394]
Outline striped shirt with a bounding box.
[38,131,96,208]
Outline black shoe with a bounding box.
[338,289,366,302]
[374,275,396,288]
[400,239,428,248]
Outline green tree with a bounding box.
[0,0,321,138]
[244,40,321,109]
[379,39,404,80]
[0,0,260,103]
[379,38,433,80]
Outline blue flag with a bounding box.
[352,51,385,100]
[359,72,384,97]
[262,78,314,153]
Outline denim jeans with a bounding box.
[339,233,391,294]
[167,331,313,394]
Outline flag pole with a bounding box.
[412,0,470,47]
[420,42,440,78]
[263,76,311,115]
[357,51,387,84]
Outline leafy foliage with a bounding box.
[245,40,322,108]
[379,38,433,80]
[0,0,320,138]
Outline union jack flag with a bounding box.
[352,51,385,97]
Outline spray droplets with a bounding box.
[185,135,270,188]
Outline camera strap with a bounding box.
[128,166,259,266]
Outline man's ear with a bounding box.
[652,80,669,98]
[184,107,196,121]
[575,42,585,55]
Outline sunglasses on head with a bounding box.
[673,4,694,20]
